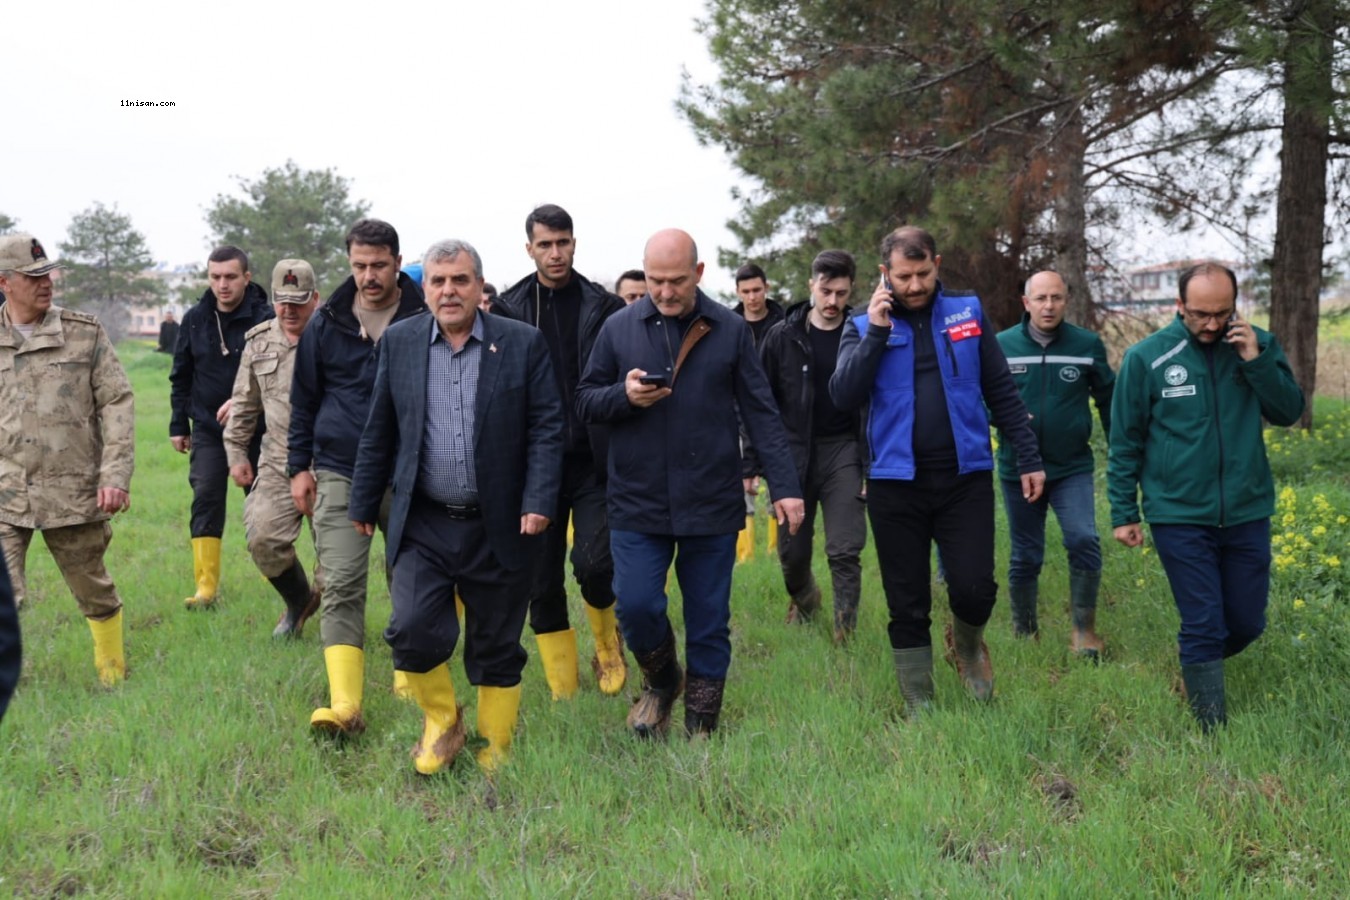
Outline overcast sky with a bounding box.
[6,0,754,297]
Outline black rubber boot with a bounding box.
[1180,660,1227,733]
[1008,582,1038,638]
[1069,568,1104,661]
[892,646,934,718]
[627,627,684,740]
[684,676,726,739]
[268,560,313,639]
[786,583,822,624]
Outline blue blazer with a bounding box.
[349,313,564,572]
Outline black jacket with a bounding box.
[288,272,426,478]
[732,298,786,346]
[495,270,624,462]
[169,282,273,438]
[752,300,867,481]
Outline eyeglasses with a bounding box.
[1181,306,1234,325]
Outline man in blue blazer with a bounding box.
[349,239,564,775]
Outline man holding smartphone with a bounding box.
[830,226,1045,716]
[1108,261,1303,731]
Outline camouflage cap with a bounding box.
[272,259,316,302]
[0,233,64,276]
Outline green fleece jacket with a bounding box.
[996,315,1114,482]
[1107,315,1304,528]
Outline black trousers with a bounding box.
[384,498,530,686]
[527,452,615,634]
[187,426,261,538]
[867,469,998,650]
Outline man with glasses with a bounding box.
[1108,261,1303,731]
[996,271,1114,657]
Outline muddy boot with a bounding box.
[892,646,934,718]
[1008,581,1038,639]
[684,675,725,740]
[833,596,859,645]
[627,628,684,740]
[268,560,313,640]
[944,618,994,701]
[1069,568,1104,661]
[785,583,821,625]
[1180,660,1226,733]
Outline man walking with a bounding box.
[351,239,562,773]
[755,250,868,642]
[578,229,804,740]
[995,271,1114,657]
[169,246,273,608]
[496,204,627,699]
[732,262,787,562]
[830,226,1044,714]
[225,259,324,638]
[1108,262,1302,730]
[0,233,134,686]
[289,219,426,734]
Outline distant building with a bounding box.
[1107,259,1250,313]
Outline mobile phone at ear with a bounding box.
[638,374,669,388]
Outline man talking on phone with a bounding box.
[1108,261,1302,732]
[830,226,1044,716]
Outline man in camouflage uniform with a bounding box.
[225,260,324,639]
[0,233,134,686]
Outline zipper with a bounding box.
[1205,348,1225,525]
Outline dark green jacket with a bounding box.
[995,315,1114,482]
[1107,315,1304,528]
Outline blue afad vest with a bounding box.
[856,291,993,480]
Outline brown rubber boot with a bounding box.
[943,618,994,701]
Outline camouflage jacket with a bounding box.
[0,305,135,529]
[224,317,298,474]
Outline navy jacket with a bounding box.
[0,554,18,726]
[576,291,801,535]
[169,282,273,439]
[349,314,564,572]
[288,272,426,478]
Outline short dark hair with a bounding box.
[1178,261,1238,304]
[734,263,767,286]
[811,250,856,283]
[615,269,645,290]
[526,204,573,239]
[483,282,498,299]
[208,245,249,273]
[880,226,937,264]
[345,218,400,256]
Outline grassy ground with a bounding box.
[1,340,1347,897]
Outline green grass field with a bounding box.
[2,339,1347,896]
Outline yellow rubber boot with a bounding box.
[584,604,627,695]
[393,670,413,701]
[766,513,778,552]
[735,516,755,564]
[183,537,222,609]
[310,645,366,734]
[455,591,465,623]
[535,629,579,700]
[402,665,466,775]
[88,609,126,687]
[476,684,522,773]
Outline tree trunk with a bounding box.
[1053,110,1093,328]
[1269,0,1335,430]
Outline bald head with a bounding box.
[643,229,704,318]
[1022,270,1069,331]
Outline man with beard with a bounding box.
[754,250,868,643]
[289,219,427,734]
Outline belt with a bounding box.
[416,493,482,520]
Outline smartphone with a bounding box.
[638,373,669,388]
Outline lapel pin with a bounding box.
[489,343,498,353]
